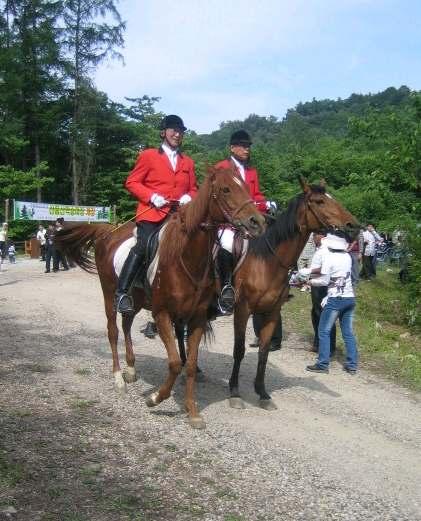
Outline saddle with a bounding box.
[113,222,168,293]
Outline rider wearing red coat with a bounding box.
[115,115,198,314]
[214,130,276,315]
[126,148,197,223]
[214,158,267,213]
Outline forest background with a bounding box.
[0,1,419,331]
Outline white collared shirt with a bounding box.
[161,143,178,170]
[231,156,245,181]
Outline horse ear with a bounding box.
[299,175,310,193]
[319,178,326,188]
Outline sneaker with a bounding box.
[306,364,329,374]
[268,343,281,352]
[343,366,357,374]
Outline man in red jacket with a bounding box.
[214,130,276,314]
[115,114,198,314]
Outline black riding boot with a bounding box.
[141,321,157,338]
[217,249,235,315]
[114,249,144,314]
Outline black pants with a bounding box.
[40,243,46,261]
[252,313,283,347]
[45,245,55,271]
[311,286,336,352]
[132,221,161,256]
[360,255,375,279]
[53,249,68,270]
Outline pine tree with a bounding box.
[61,0,125,204]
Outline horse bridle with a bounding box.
[211,191,255,229]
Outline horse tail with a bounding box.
[55,224,113,274]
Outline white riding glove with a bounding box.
[266,201,277,211]
[150,193,168,208]
[179,194,192,205]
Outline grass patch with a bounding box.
[105,494,142,513]
[62,514,89,521]
[215,488,239,500]
[9,408,32,418]
[224,515,244,521]
[26,363,53,373]
[74,368,92,376]
[174,502,206,516]
[70,399,97,411]
[47,486,65,498]
[0,448,25,487]
[284,266,421,390]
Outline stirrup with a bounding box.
[115,293,134,314]
[217,284,235,315]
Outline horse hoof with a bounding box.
[229,397,246,409]
[146,391,160,407]
[124,369,137,383]
[196,371,206,383]
[114,371,127,394]
[259,399,277,411]
[114,381,127,394]
[189,415,206,430]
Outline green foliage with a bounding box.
[0,162,52,199]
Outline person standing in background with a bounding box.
[37,224,47,261]
[0,223,8,271]
[45,224,56,273]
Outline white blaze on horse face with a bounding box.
[326,193,333,199]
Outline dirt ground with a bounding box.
[1,259,420,521]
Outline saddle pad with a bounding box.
[113,222,169,287]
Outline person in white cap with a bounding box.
[304,232,358,374]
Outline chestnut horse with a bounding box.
[228,178,359,410]
[55,167,265,429]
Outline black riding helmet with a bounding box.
[160,114,187,132]
[230,130,252,146]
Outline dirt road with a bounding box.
[1,260,420,520]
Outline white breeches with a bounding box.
[217,228,235,253]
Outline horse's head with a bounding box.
[299,177,360,238]
[209,166,266,238]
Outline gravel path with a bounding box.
[1,259,420,521]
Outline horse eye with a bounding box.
[222,187,230,194]
[316,199,324,205]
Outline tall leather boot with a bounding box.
[217,248,235,315]
[114,249,144,314]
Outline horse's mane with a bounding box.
[159,174,213,266]
[250,185,325,257]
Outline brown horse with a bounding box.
[228,178,359,410]
[55,167,265,429]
